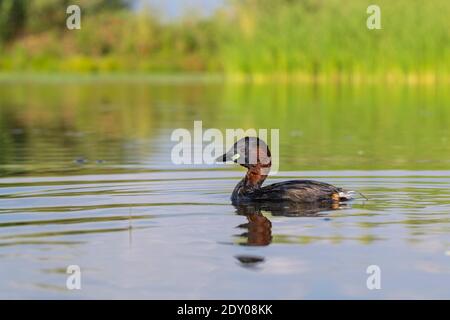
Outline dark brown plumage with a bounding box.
[216,137,355,204]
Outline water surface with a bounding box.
[0,81,449,299]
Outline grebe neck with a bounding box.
[231,164,270,201]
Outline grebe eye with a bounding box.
[231,154,240,161]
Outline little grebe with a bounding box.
[217,137,357,204]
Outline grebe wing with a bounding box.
[253,180,346,203]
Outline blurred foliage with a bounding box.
[0,0,26,41]
[0,0,129,42]
[0,0,448,80]
[24,0,129,33]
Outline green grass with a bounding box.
[0,0,448,82]
[220,0,450,81]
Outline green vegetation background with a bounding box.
[0,0,449,81]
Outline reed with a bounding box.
[0,0,448,81]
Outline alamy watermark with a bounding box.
[366,5,381,30]
[170,121,280,174]
[66,265,81,290]
[66,5,81,30]
[366,265,381,290]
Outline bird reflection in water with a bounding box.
[234,201,349,269]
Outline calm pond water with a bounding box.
[0,80,449,299]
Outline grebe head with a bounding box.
[216,137,271,174]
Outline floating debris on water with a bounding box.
[74,157,88,164]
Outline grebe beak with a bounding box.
[215,151,240,163]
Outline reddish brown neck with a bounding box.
[243,164,269,189]
[231,163,271,201]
